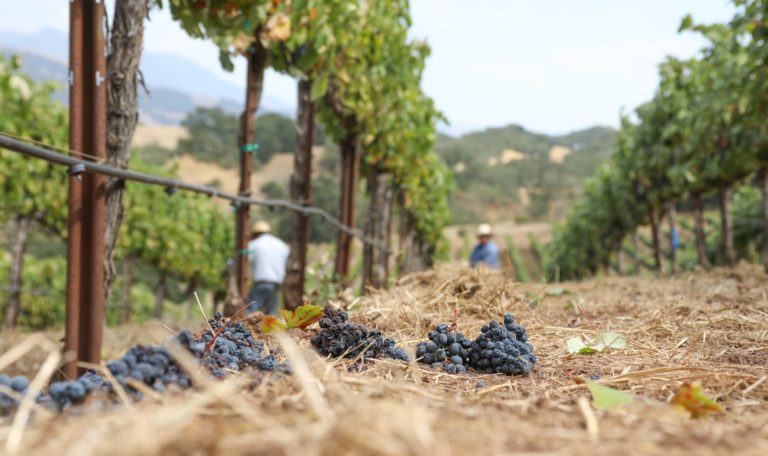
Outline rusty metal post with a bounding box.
[65,0,107,376]
[64,0,85,380]
[82,0,108,365]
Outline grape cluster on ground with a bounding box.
[0,312,287,415]
[416,313,536,375]
[310,307,410,364]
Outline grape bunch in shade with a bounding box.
[467,314,536,375]
[415,323,471,374]
[310,307,410,364]
[0,312,288,415]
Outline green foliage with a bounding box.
[176,107,308,168]
[528,233,550,275]
[506,236,531,283]
[0,53,68,235]
[548,2,768,279]
[171,0,454,262]
[587,382,635,411]
[259,174,340,243]
[438,126,616,223]
[133,143,176,167]
[733,184,765,261]
[119,158,233,292]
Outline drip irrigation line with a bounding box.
[0,133,391,254]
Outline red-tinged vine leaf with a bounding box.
[261,315,287,334]
[586,381,635,410]
[671,383,725,418]
[279,305,324,330]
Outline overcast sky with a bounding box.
[0,1,735,135]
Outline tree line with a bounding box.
[549,0,768,280]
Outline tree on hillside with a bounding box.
[176,108,312,168]
[177,107,240,167]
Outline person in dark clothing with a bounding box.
[469,223,499,270]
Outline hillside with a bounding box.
[436,124,616,223]
[0,28,292,124]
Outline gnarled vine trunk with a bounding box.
[362,170,393,292]
[649,208,663,274]
[119,257,132,324]
[334,131,360,278]
[759,169,768,273]
[104,0,148,303]
[154,272,166,320]
[3,215,33,329]
[284,79,315,310]
[692,193,710,269]
[719,185,736,267]
[398,204,431,275]
[631,231,642,271]
[227,36,269,316]
[616,247,625,276]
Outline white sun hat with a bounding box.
[476,223,493,236]
[251,220,272,235]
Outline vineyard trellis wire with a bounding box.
[0,133,391,254]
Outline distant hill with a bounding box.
[0,28,292,124]
[436,124,616,223]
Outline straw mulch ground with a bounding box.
[2,264,768,455]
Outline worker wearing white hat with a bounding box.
[246,221,289,315]
[469,223,499,270]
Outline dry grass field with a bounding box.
[2,264,767,455]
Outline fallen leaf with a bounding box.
[587,382,635,411]
[261,316,287,334]
[546,287,567,296]
[593,332,627,351]
[567,337,597,354]
[280,304,324,330]
[671,383,725,418]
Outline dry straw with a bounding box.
[2,263,767,455]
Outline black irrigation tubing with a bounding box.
[0,134,392,254]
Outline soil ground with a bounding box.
[2,264,767,455]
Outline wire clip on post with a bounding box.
[241,143,259,154]
[231,200,241,212]
[239,248,250,256]
[68,163,86,179]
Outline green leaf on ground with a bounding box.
[280,304,324,330]
[546,287,567,296]
[587,382,635,410]
[593,332,627,351]
[567,332,626,354]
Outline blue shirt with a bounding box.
[470,241,499,269]
[670,227,680,251]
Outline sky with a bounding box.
[0,1,736,135]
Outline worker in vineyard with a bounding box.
[470,223,499,270]
[246,221,289,315]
